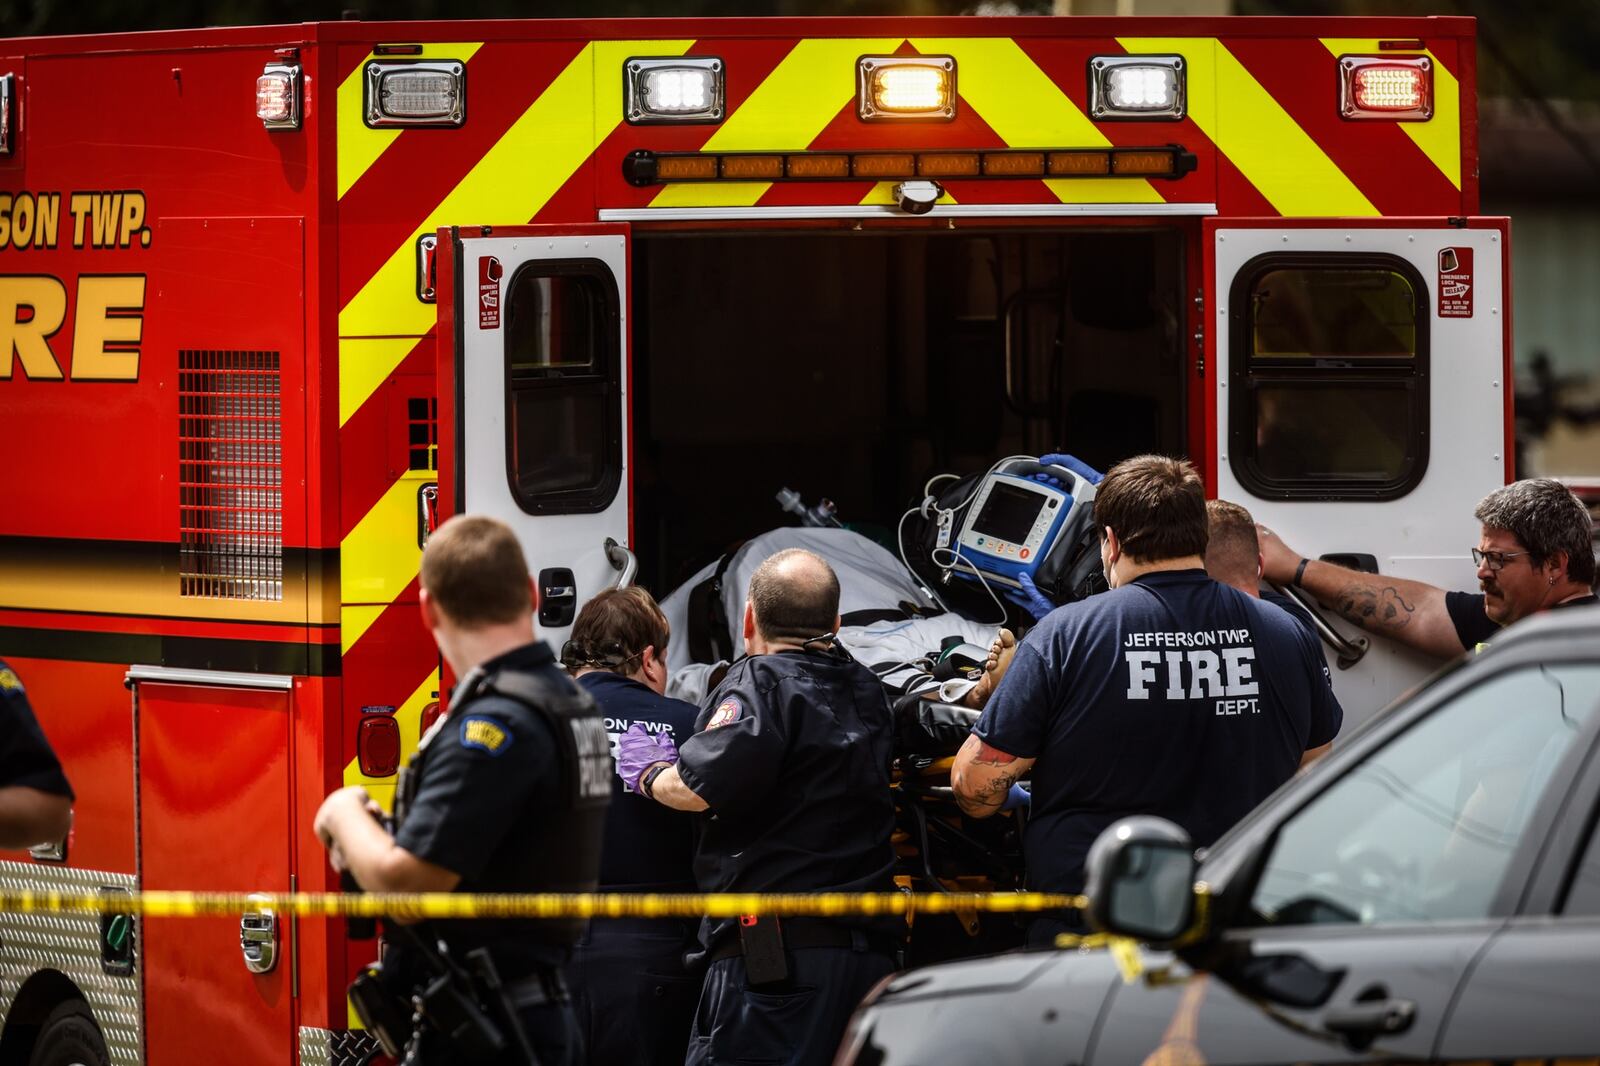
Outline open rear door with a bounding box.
[1207,217,1511,727]
[438,225,632,646]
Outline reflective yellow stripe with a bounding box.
[1319,37,1462,190]
[340,604,385,657]
[338,336,418,428]
[336,42,485,200]
[650,38,903,209]
[912,38,1164,205]
[339,39,695,339]
[1121,36,1378,217]
[340,472,431,621]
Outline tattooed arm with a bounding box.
[1256,527,1465,658]
[951,735,1037,819]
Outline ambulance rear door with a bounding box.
[437,225,632,647]
[1207,218,1511,728]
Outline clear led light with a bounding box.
[256,64,299,130]
[857,56,956,121]
[1353,67,1424,110]
[365,61,466,128]
[1107,66,1178,110]
[644,69,711,112]
[1339,55,1432,121]
[1089,55,1186,120]
[625,57,725,124]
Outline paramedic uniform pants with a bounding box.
[685,947,895,1066]
[571,918,699,1066]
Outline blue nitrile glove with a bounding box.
[1001,783,1031,812]
[616,723,678,793]
[1003,572,1056,621]
[1038,453,1104,486]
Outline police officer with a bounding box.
[315,515,610,1064]
[0,659,74,850]
[616,548,900,1066]
[561,586,700,1066]
[952,456,1342,946]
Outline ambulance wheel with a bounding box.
[29,1001,110,1066]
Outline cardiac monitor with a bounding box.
[954,471,1077,589]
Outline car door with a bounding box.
[1434,671,1600,1062]
[436,225,632,648]
[1092,657,1600,1065]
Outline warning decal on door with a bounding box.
[479,256,503,330]
[1438,246,1473,318]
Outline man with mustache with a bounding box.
[1258,478,1596,656]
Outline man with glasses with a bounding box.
[1258,478,1597,656]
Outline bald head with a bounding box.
[1205,499,1262,596]
[747,548,841,644]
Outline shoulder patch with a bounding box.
[0,667,22,697]
[708,697,742,730]
[460,715,512,755]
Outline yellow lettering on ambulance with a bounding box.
[120,193,147,248]
[70,275,144,380]
[0,275,67,379]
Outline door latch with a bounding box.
[240,893,279,974]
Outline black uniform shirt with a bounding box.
[675,648,898,948]
[974,570,1343,897]
[395,640,573,972]
[577,671,698,891]
[1446,589,1600,650]
[0,661,74,800]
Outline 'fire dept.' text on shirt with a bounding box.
[1123,627,1260,715]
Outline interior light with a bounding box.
[626,57,725,124]
[1339,55,1432,121]
[857,56,956,122]
[256,64,300,130]
[1089,55,1186,120]
[365,60,466,128]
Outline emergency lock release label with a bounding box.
[1438,246,1473,318]
[479,256,502,330]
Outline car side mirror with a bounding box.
[1084,816,1199,945]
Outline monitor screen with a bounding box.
[971,481,1044,544]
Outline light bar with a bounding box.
[256,63,300,130]
[1089,55,1186,120]
[857,56,956,122]
[1339,55,1432,121]
[625,57,725,124]
[623,146,1197,186]
[365,60,466,128]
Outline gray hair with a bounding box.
[1474,479,1595,586]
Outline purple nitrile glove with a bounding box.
[616,723,678,793]
[1003,572,1056,622]
[1001,783,1032,812]
[1038,453,1104,486]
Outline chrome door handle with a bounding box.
[239,893,279,975]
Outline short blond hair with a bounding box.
[1205,499,1260,590]
[419,515,532,627]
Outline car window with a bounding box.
[1562,798,1600,916]
[1251,663,1600,927]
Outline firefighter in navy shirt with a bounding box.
[953,457,1342,946]
[616,548,900,1066]
[561,586,700,1066]
[316,516,609,1064]
[0,660,74,851]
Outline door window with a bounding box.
[1562,791,1600,916]
[503,260,622,514]
[1250,663,1600,927]
[1229,254,1428,500]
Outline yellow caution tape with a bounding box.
[0,890,1085,921]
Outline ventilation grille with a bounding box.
[178,350,283,601]
[407,396,438,472]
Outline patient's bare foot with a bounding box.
[963,628,1017,709]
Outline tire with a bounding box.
[28,1001,110,1066]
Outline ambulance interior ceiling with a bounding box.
[631,228,1186,596]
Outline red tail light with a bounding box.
[419,700,444,740]
[357,714,401,777]
[1339,55,1432,121]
